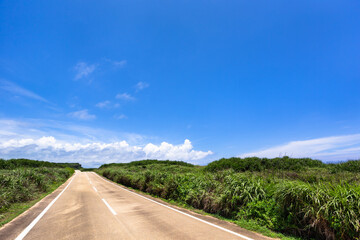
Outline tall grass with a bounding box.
[0,158,81,169]
[97,158,360,239]
[0,167,74,216]
[205,157,324,172]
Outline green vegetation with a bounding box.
[100,159,194,168]
[0,158,81,169]
[0,158,76,226]
[205,157,324,172]
[97,158,360,240]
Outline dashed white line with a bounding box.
[102,199,117,215]
[92,172,254,240]
[93,186,98,192]
[86,172,93,184]
[15,173,77,240]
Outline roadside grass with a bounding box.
[0,159,76,227]
[95,172,299,240]
[96,158,360,240]
[0,179,69,227]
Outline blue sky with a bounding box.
[0,1,359,167]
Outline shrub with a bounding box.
[97,158,360,239]
[204,157,324,172]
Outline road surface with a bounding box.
[0,171,272,240]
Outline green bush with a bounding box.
[97,158,360,239]
[0,167,73,213]
[0,158,82,169]
[332,159,360,173]
[204,156,324,172]
[99,159,194,169]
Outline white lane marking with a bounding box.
[91,172,254,240]
[86,172,92,184]
[15,173,77,240]
[102,199,117,215]
[93,186,98,192]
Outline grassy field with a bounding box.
[96,157,360,240]
[0,159,77,226]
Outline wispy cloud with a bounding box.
[0,118,145,144]
[112,60,127,68]
[103,58,127,68]
[95,100,111,108]
[240,134,360,161]
[95,100,120,109]
[73,59,126,82]
[116,93,135,101]
[0,79,48,103]
[68,109,96,120]
[135,81,149,92]
[74,62,96,80]
[115,114,127,120]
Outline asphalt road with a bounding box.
[1,171,273,240]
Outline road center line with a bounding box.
[92,172,254,240]
[15,173,77,240]
[93,186,98,192]
[102,199,117,215]
[86,172,92,184]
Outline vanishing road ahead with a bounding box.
[1,171,271,240]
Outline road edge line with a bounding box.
[101,199,117,215]
[92,172,254,240]
[14,173,77,240]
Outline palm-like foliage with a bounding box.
[98,158,360,239]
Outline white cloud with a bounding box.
[135,81,149,91]
[95,100,120,109]
[95,100,111,108]
[115,114,127,120]
[68,109,96,120]
[0,137,213,167]
[0,79,48,103]
[103,58,127,68]
[143,139,213,161]
[0,118,213,167]
[116,93,135,101]
[240,134,360,161]
[112,60,127,68]
[74,62,96,80]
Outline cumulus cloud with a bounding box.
[68,109,96,120]
[143,139,212,161]
[0,79,48,103]
[0,137,213,167]
[240,134,360,161]
[135,81,149,92]
[116,93,135,101]
[74,62,96,80]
